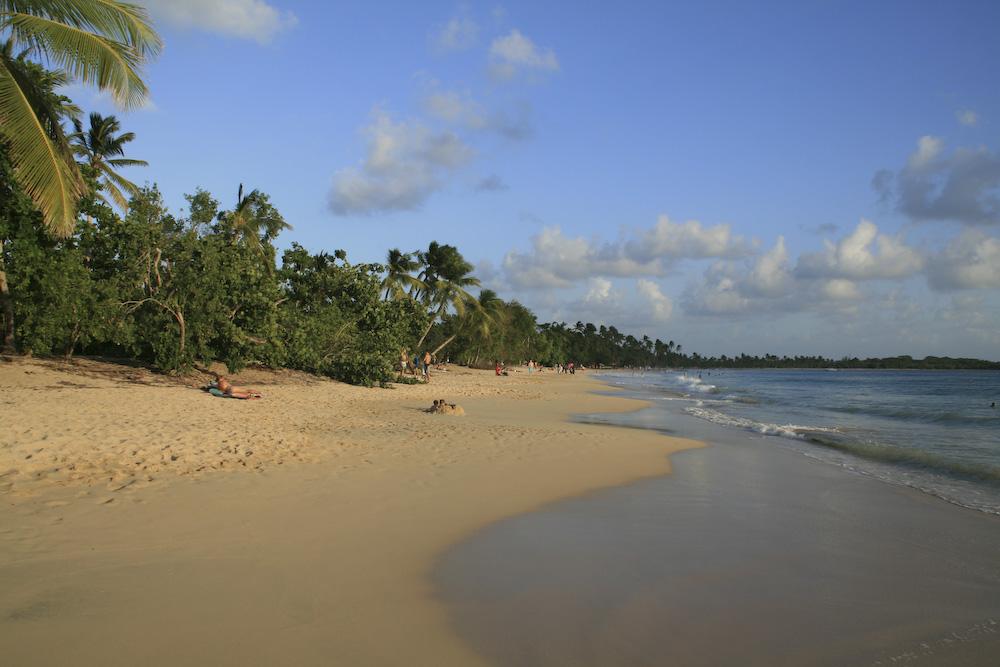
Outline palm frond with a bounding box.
[5,11,150,109]
[99,172,129,210]
[1,0,162,59]
[0,57,83,235]
[105,156,146,167]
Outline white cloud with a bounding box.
[424,90,487,128]
[907,135,944,171]
[142,0,297,43]
[822,279,862,301]
[636,279,673,321]
[584,277,614,304]
[956,109,979,126]
[927,230,1000,290]
[683,237,794,316]
[489,29,559,80]
[432,16,479,52]
[795,219,924,280]
[625,215,753,262]
[328,111,475,215]
[502,227,657,288]
[743,235,790,296]
[422,90,532,139]
[500,216,752,290]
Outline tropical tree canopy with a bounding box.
[0,0,161,235]
[71,111,146,211]
[381,248,424,301]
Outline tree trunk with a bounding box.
[415,319,434,350]
[0,240,15,354]
[176,308,186,358]
[431,334,457,357]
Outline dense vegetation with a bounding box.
[1,2,996,383]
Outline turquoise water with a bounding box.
[598,369,1000,514]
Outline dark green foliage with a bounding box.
[1,152,116,357]
[278,244,427,386]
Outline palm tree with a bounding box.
[71,111,145,211]
[381,248,424,301]
[432,288,504,359]
[0,0,161,236]
[216,184,291,253]
[0,43,81,353]
[414,242,480,349]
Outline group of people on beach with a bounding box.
[398,350,443,383]
[492,360,579,376]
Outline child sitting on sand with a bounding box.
[426,399,465,416]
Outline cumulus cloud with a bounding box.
[956,109,979,126]
[584,277,615,304]
[822,279,862,301]
[489,29,559,81]
[142,0,296,43]
[502,227,658,289]
[422,90,532,139]
[636,279,673,321]
[432,15,478,52]
[683,237,794,315]
[927,230,1000,290]
[795,219,924,280]
[328,111,475,215]
[501,216,752,289]
[625,215,753,262]
[875,136,1000,225]
[744,236,792,296]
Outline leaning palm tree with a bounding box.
[432,288,505,359]
[381,248,424,301]
[71,111,145,211]
[414,245,480,349]
[0,0,161,236]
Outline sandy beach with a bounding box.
[0,358,700,665]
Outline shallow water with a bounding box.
[599,369,1000,514]
[434,389,1000,666]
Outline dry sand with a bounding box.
[0,358,700,665]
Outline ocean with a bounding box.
[434,369,1000,665]
[597,369,1000,515]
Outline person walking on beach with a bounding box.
[422,351,432,382]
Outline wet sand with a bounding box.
[0,358,699,665]
[434,406,1000,666]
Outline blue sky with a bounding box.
[77,1,1000,359]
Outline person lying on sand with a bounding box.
[206,375,262,400]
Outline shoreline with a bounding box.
[0,358,701,665]
[435,376,1000,666]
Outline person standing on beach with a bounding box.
[422,351,432,382]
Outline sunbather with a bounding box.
[213,375,262,399]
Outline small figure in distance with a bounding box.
[426,398,465,415]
